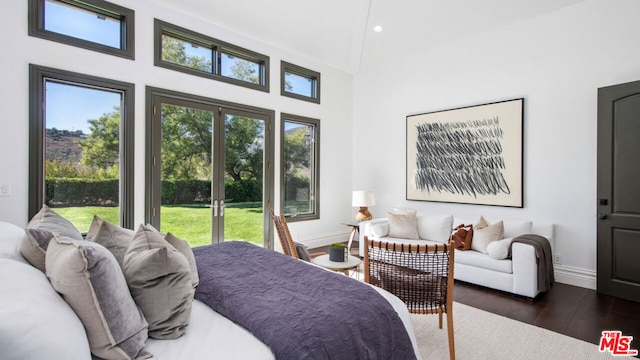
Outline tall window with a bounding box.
[154,19,269,92]
[29,65,134,230]
[281,113,320,221]
[28,0,135,59]
[281,61,320,104]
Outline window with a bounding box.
[29,65,135,230]
[28,0,135,59]
[155,19,269,92]
[281,113,320,221]
[281,61,320,104]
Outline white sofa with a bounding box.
[358,212,554,299]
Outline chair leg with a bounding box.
[446,309,455,360]
[438,311,443,329]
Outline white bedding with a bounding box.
[0,220,420,360]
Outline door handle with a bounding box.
[220,200,225,217]
[598,214,608,220]
[213,200,218,217]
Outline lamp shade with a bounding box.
[352,190,375,207]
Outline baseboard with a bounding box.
[554,264,596,290]
[303,231,350,250]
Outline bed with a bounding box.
[0,220,421,360]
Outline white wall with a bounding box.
[353,0,640,289]
[0,0,355,246]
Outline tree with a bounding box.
[78,108,120,169]
[224,116,264,181]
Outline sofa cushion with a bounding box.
[487,237,515,260]
[471,217,504,254]
[123,224,193,340]
[45,235,151,360]
[371,223,390,238]
[416,213,454,243]
[21,205,83,272]
[387,211,419,239]
[0,258,91,360]
[454,249,513,274]
[85,216,135,269]
[503,220,533,239]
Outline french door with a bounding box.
[147,89,274,248]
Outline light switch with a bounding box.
[0,183,11,197]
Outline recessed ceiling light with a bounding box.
[373,25,383,33]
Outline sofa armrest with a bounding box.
[358,218,388,257]
[511,234,553,298]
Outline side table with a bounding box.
[312,254,362,278]
[343,222,360,253]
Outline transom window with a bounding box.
[155,19,269,92]
[28,0,135,59]
[281,113,320,221]
[281,61,320,104]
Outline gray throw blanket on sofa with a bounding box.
[193,241,417,360]
[509,234,554,292]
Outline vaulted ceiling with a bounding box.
[149,0,587,74]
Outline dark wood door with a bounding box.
[597,80,640,303]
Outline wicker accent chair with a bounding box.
[269,208,319,261]
[364,236,455,360]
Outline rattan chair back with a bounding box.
[364,236,456,359]
[269,208,299,259]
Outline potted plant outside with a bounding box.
[329,243,348,262]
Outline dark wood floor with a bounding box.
[312,244,640,353]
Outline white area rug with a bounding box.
[410,302,633,360]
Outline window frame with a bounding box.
[281,61,321,104]
[280,113,320,222]
[154,19,270,93]
[28,64,135,228]
[28,0,135,60]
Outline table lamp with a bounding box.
[352,190,375,221]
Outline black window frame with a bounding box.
[281,61,321,104]
[28,64,135,228]
[154,19,270,93]
[280,113,320,222]
[28,0,135,60]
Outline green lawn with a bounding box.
[53,202,264,247]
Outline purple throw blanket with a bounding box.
[193,242,416,360]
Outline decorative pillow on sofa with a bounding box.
[487,237,515,260]
[85,215,135,268]
[21,205,83,272]
[451,224,473,250]
[387,211,420,240]
[123,224,194,340]
[45,234,151,360]
[471,216,504,254]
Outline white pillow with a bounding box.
[387,211,419,239]
[471,220,504,254]
[416,213,454,243]
[486,237,514,259]
[0,221,27,263]
[0,258,91,360]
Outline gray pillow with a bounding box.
[21,205,83,272]
[165,232,199,289]
[45,234,151,360]
[294,242,311,262]
[85,215,134,268]
[123,224,193,340]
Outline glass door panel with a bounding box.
[159,103,214,247]
[220,113,266,246]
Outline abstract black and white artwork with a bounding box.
[406,98,523,207]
